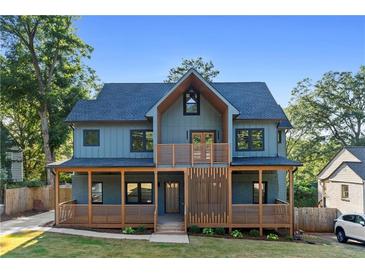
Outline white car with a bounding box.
[334,214,365,243]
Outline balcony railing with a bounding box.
[156,143,230,166]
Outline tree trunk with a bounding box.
[39,107,54,185]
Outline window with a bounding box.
[83,129,100,146]
[183,89,200,115]
[126,182,153,204]
[341,184,349,199]
[92,182,103,204]
[278,130,282,144]
[342,215,356,222]
[236,128,264,151]
[252,181,268,204]
[130,130,153,152]
[355,215,365,225]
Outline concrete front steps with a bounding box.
[155,221,185,234]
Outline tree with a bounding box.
[0,16,98,183]
[286,66,365,206]
[165,57,219,82]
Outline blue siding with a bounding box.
[232,171,280,204]
[161,94,222,144]
[232,120,278,157]
[74,122,153,158]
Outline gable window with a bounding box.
[92,182,103,204]
[183,89,200,115]
[278,130,282,144]
[252,181,268,204]
[236,128,264,151]
[130,130,153,152]
[83,129,100,146]
[341,184,349,199]
[126,182,153,204]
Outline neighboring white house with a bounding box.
[318,146,365,214]
[0,124,24,182]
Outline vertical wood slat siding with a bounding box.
[187,167,228,226]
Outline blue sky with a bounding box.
[75,16,365,106]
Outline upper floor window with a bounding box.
[341,184,349,199]
[183,89,200,115]
[236,128,264,151]
[130,130,153,152]
[83,129,100,146]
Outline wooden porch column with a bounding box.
[121,170,125,228]
[289,169,294,236]
[154,170,158,232]
[184,169,188,232]
[228,168,232,232]
[88,170,92,225]
[259,169,263,236]
[55,170,59,225]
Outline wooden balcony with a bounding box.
[156,143,230,166]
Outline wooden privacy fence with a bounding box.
[294,207,338,232]
[5,185,71,215]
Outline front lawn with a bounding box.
[1,231,364,258]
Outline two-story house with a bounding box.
[49,69,301,235]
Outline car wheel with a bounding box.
[336,229,348,243]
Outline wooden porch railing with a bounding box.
[156,143,229,166]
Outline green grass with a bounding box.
[2,232,365,258]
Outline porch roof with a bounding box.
[231,156,302,166]
[48,157,155,168]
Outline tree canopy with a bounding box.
[0,16,99,182]
[286,66,365,206]
[165,57,219,82]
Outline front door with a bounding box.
[191,131,215,163]
[165,181,180,213]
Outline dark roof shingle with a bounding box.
[65,82,290,124]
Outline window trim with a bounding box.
[235,128,265,151]
[83,129,100,147]
[252,181,268,204]
[183,90,200,116]
[130,129,153,152]
[91,181,103,204]
[341,184,349,200]
[125,182,153,204]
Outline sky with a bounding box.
[75,16,365,107]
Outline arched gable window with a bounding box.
[183,89,200,115]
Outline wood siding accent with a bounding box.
[187,167,228,227]
[125,204,154,224]
[156,143,229,166]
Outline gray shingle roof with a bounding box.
[48,158,154,168]
[65,82,291,124]
[231,156,302,166]
[345,146,365,180]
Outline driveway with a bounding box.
[307,233,365,250]
[0,210,54,236]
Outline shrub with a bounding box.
[231,230,243,238]
[266,233,279,241]
[4,180,46,189]
[248,229,260,237]
[215,227,225,235]
[202,227,215,236]
[122,227,135,234]
[189,225,200,234]
[135,225,146,233]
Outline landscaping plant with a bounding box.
[266,233,279,241]
[231,230,243,238]
[122,227,135,234]
[202,227,215,236]
[189,225,201,234]
[248,229,260,237]
[135,226,146,234]
[215,227,225,235]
